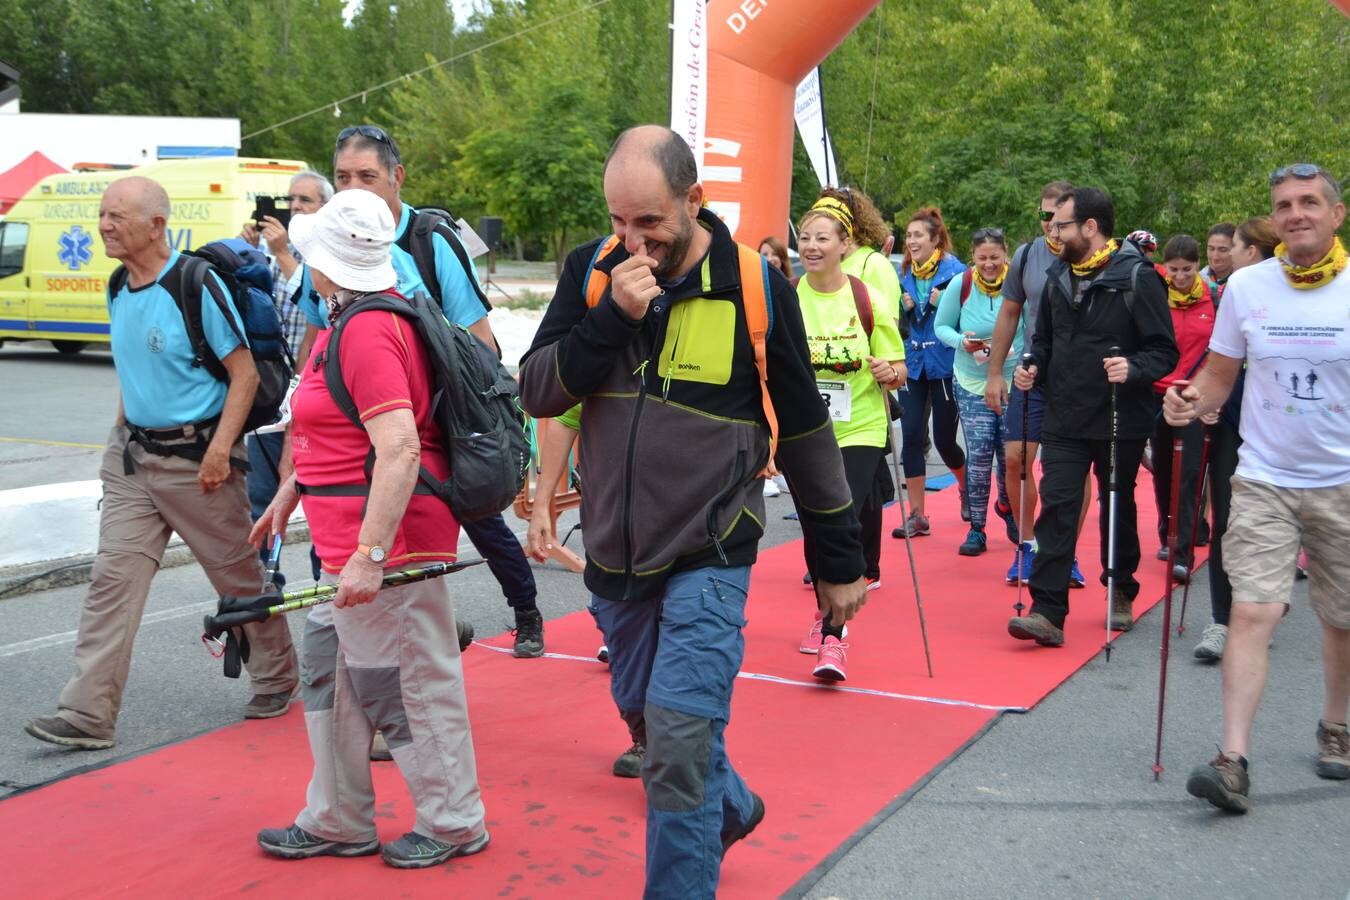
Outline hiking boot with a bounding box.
[1172,563,1191,584]
[381,829,490,869]
[613,742,646,778]
[24,715,114,750]
[257,823,380,859]
[957,528,987,556]
[512,608,544,658]
[813,636,848,681]
[1156,545,1170,561]
[1110,588,1134,632]
[892,512,930,539]
[370,731,393,762]
[994,497,1019,544]
[245,688,297,720]
[799,612,848,654]
[1007,612,1064,646]
[1315,720,1350,780]
[457,618,474,652]
[1193,623,1228,661]
[1069,558,1086,589]
[1186,753,1250,813]
[1006,543,1035,585]
[721,792,766,860]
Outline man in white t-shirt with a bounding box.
[1165,163,1350,813]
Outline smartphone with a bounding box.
[251,195,291,229]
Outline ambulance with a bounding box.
[0,156,306,353]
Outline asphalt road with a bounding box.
[2,338,1347,897]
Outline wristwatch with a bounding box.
[357,543,387,564]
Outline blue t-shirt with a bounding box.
[301,202,486,330]
[108,251,245,428]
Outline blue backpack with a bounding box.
[110,237,294,432]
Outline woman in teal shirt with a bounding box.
[934,228,1023,557]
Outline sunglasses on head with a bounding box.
[972,227,1005,244]
[336,125,392,147]
[1269,163,1340,192]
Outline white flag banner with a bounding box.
[669,0,708,174]
[794,68,838,188]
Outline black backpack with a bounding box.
[322,291,528,522]
[110,238,294,432]
[394,206,492,314]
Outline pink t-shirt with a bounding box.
[291,304,458,572]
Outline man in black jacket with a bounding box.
[1009,187,1177,646]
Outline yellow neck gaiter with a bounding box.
[1167,275,1206,309]
[1275,237,1347,290]
[910,248,942,280]
[975,264,1008,297]
[1070,239,1119,278]
[1046,235,1064,256]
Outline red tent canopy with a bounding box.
[0,151,67,214]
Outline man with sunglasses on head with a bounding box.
[301,125,546,661]
[1007,186,1176,648]
[1167,164,1350,813]
[985,182,1091,591]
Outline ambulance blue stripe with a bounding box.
[0,319,110,335]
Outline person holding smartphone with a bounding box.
[935,228,1023,557]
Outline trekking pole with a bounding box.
[1154,433,1186,780]
[886,388,934,677]
[1177,420,1212,636]
[201,560,485,675]
[1104,346,1122,662]
[262,534,283,591]
[1013,353,1034,617]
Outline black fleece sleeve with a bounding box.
[1031,280,1054,387]
[764,274,865,586]
[517,245,642,418]
[1125,266,1179,386]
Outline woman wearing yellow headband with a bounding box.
[790,197,907,683]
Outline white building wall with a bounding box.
[0,111,241,172]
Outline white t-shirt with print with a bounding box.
[1208,255,1350,488]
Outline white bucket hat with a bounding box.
[288,189,397,292]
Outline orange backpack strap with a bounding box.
[736,243,778,473]
[583,235,624,308]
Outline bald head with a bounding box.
[105,176,171,222]
[604,125,698,200]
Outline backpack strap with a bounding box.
[400,209,491,313]
[582,235,625,308]
[738,243,777,472]
[175,255,239,382]
[108,265,129,301]
[959,269,974,305]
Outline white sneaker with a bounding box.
[1193,622,1228,661]
[762,479,782,497]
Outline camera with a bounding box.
[251,195,291,229]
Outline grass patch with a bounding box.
[489,288,552,310]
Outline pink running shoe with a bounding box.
[813,636,848,681]
[799,612,848,654]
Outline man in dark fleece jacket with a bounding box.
[1009,187,1177,647]
[517,126,866,899]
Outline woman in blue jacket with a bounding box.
[934,228,1023,557]
[894,206,967,538]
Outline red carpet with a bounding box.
[1,480,1199,897]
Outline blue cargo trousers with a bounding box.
[590,566,757,899]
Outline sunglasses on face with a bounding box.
[1038,209,1055,222]
[336,124,392,147]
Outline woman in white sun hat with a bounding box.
[250,189,488,870]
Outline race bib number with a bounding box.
[817,381,852,421]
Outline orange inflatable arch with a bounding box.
[674,0,881,244]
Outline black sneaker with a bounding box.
[512,609,545,658]
[721,792,765,859]
[24,715,114,750]
[802,571,814,588]
[957,528,987,556]
[257,823,380,859]
[457,618,474,652]
[381,829,490,869]
[1186,753,1250,813]
[613,742,645,778]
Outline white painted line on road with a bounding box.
[471,642,1026,713]
[0,599,214,659]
